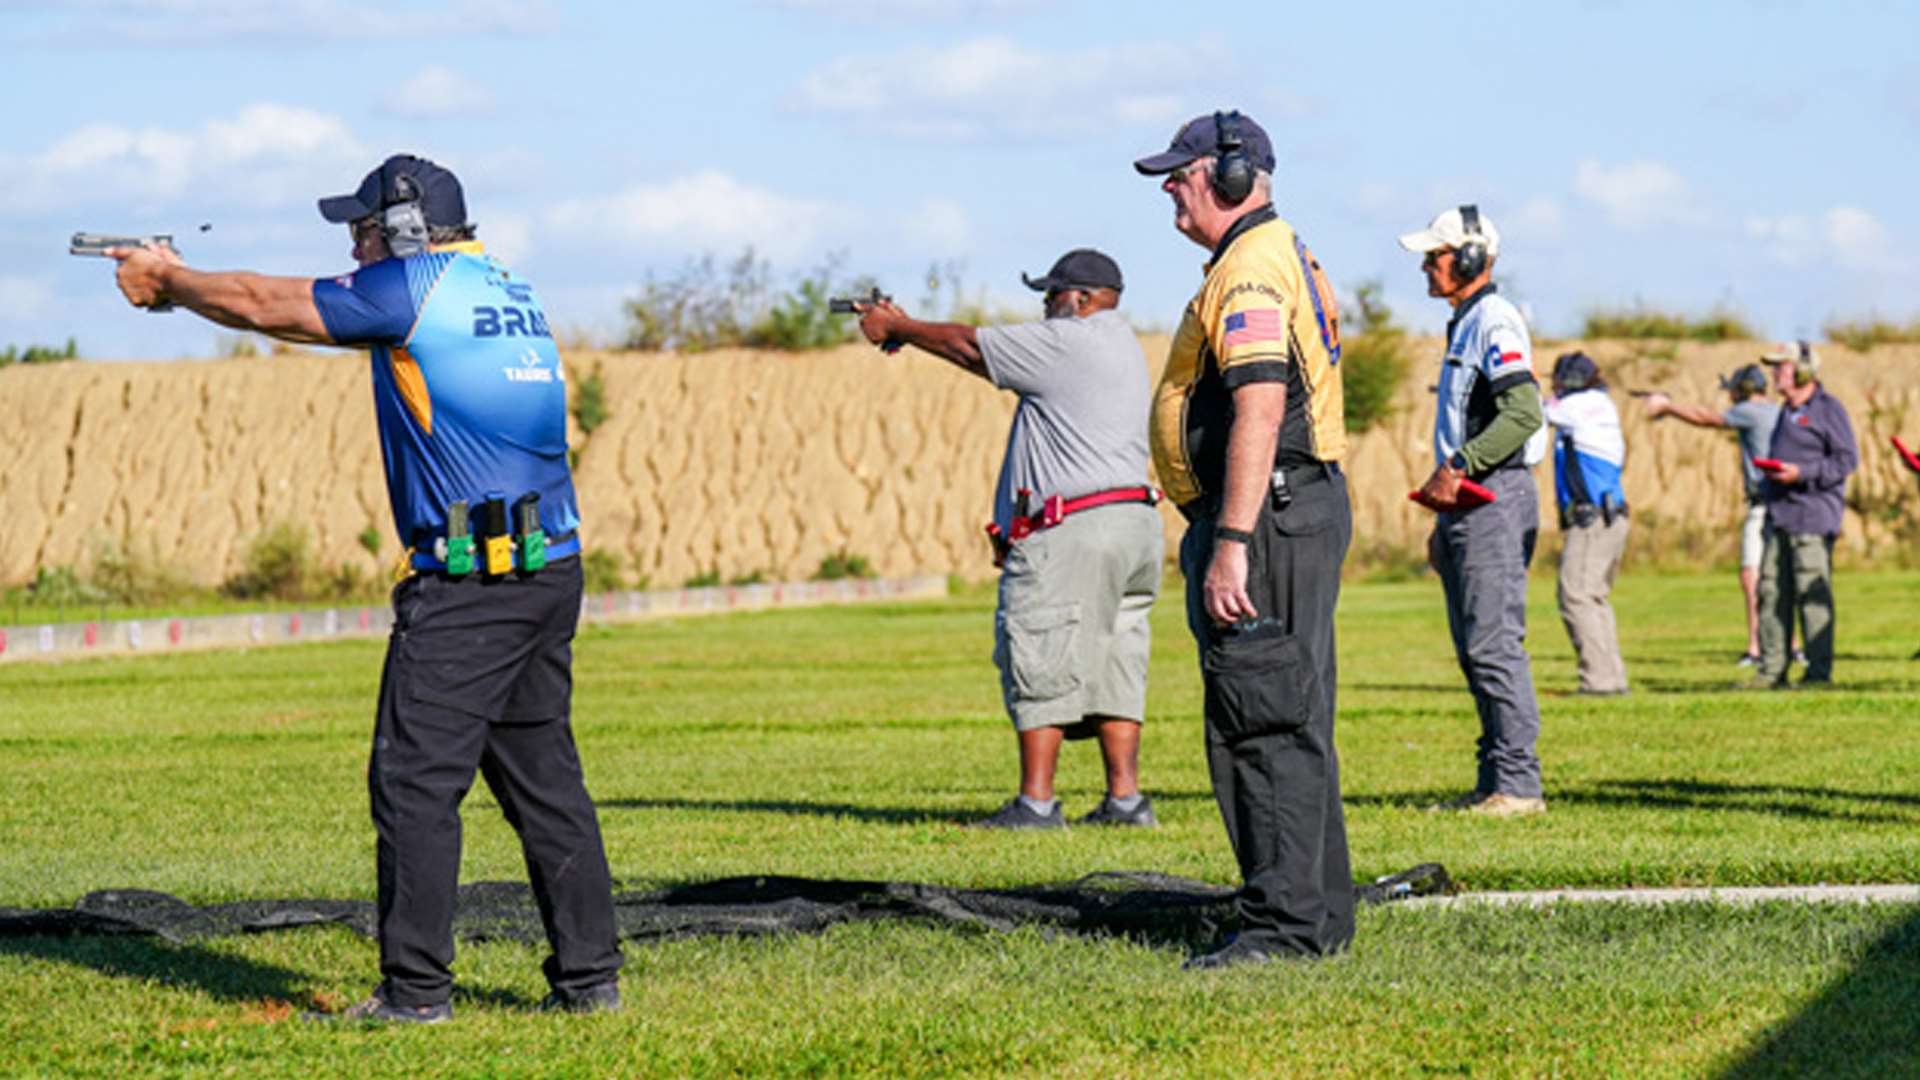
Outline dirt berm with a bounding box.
[2,338,1914,587]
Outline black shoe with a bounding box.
[1796,676,1834,690]
[1079,794,1158,827]
[1183,934,1284,971]
[303,990,451,1025]
[540,981,622,1014]
[971,797,1066,830]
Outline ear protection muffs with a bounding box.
[1792,339,1819,386]
[1452,204,1488,283]
[1210,110,1255,205]
[381,173,429,258]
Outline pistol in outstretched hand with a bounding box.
[828,286,901,353]
[70,232,177,257]
[71,233,179,312]
[827,285,891,314]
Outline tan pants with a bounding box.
[1557,516,1629,693]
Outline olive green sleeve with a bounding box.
[1460,379,1544,473]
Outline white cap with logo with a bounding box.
[1398,206,1502,257]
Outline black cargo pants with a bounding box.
[372,555,623,1007]
[1179,467,1355,956]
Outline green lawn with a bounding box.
[2,569,1916,1077]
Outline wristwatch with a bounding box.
[1447,450,1469,472]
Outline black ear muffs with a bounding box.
[382,174,429,258]
[1210,110,1255,205]
[1452,204,1488,283]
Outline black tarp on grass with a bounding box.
[0,866,1450,945]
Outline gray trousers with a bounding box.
[1556,516,1629,693]
[1431,468,1543,798]
[1757,527,1836,682]
[1179,468,1353,957]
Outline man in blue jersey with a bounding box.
[1544,352,1629,695]
[109,154,623,1023]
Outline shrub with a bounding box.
[683,567,722,588]
[1822,317,1920,351]
[727,570,768,586]
[1581,305,1756,341]
[622,249,887,353]
[572,363,609,435]
[356,523,383,560]
[746,253,871,350]
[582,548,625,593]
[812,549,876,581]
[223,521,314,601]
[28,565,101,606]
[0,338,79,368]
[623,250,770,353]
[90,538,195,606]
[1340,280,1411,435]
[919,260,1026,327]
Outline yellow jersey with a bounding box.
[1151,206,1346,510]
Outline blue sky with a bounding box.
[3,0,1917,359]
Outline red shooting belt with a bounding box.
[987,486,1162,551]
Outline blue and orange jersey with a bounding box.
[311,242,581,566]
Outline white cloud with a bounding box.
[760,0,1038,15]
[1822,205,1903,271]
[481,209,535,266]
[1747,205,1909,273]
[382,66,495,118]
[1573,159,1704,230]
[6,103,367,215]
[1507,196,1567,244]
[15,0,554,45]
[545,171,851,262]
[793,36,1223,139]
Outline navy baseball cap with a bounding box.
[1021,248,1124,293]
[1553,351,1603,391]
[1133,111,1276,176]
[318,154,468,227]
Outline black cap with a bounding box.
[1133,111,1276,176]
[1719,363,1768,397]
[318,154,468,228]
[1020,248,1124,294]
[1552,351,1603,391]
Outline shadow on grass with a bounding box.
[0,935,310,1004]
[1719,906,1920,1078]
[598,797,974,825]
[1347,779,1920,823]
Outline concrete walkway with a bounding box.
[1400,884,1920,908]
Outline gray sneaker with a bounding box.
[1079,794,1158,827]
[971,797,1066,830]
[304,990,451,1025]
[541,981,622,1014]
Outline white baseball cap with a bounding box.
[1398,205,1501,257]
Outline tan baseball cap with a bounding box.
[1759,341,1818,366]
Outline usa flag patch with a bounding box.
[1223,309,1284,348]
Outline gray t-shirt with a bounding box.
[1723,399,1782,502]
[978,308,1152,532]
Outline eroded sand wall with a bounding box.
[2,339,1915,587]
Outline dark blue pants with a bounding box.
[371,556,623,1006]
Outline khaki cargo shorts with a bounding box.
[992,502,1164,733]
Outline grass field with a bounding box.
[3,569,1917,1077]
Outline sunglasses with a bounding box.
[1167,162,1208,185]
